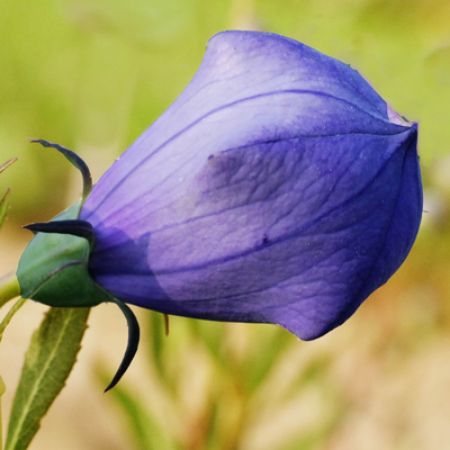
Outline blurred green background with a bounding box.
[0,0,449,449]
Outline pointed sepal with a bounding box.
[17,204,106,308]
[104,298,140,392]
[24,219,95,246]
[30,139,92,203]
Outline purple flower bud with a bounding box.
[80,30,422,340]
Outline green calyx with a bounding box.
[15,139,141,391]
[17,139,105,307]
[17,204,108,307]
[17,203,140,391]
[17,204,141,391]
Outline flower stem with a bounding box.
[0,375,5,450]
[0,275,20,450]
[0,276,20,308]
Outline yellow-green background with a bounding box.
[0,0,449,449]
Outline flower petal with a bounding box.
[82,31,407,227]
[81,31,422,339]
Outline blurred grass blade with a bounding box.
[0,158,17,174]
[0,189,10,228]
[148,313,167,377]
[5,307,90,450]
[241,329,291,393]
[96,367,179,450]
[0,158,17,229]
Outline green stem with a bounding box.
[0,276,20,308]
[0,275,20,450]
[0,375,5,450]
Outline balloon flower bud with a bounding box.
[17,31,422,389]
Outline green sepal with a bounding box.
[104,298,140,392]
[17,204,109,307]
[30,139,93,203]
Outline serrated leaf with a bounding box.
[5,307,90,450]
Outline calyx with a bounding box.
[17,140,140,391]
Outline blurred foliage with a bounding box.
[0,160,15,227]
[98,316,343,450]
[0,0,449,449]
[0,0,449,220]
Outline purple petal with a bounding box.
[81,31,422,339]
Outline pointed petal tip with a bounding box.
[272,311,347,341]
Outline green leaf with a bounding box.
[5,307,90,450]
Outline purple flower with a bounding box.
[75,30,422,340]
